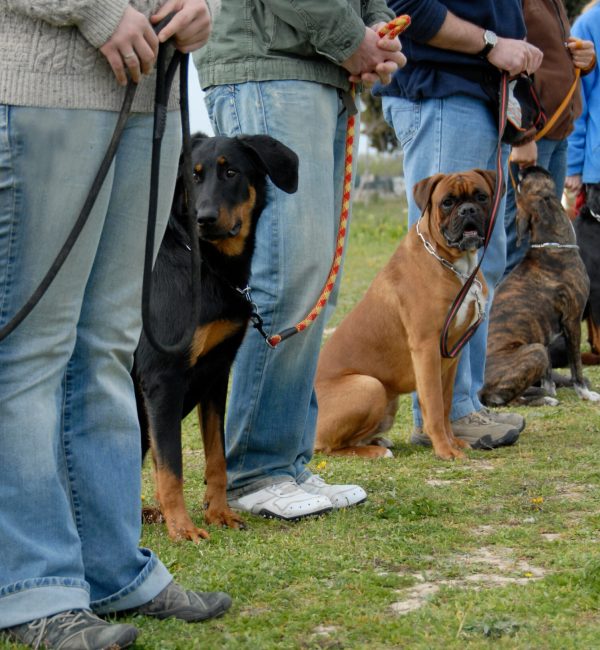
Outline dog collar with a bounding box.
[529,242,579,249]
[416,214,474,281]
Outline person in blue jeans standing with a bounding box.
[376,0,543,450]
[193,1,406,521]
[0,2,231,649]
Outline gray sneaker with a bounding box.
[479,406,526,432]
[410,410,520,450]
[132,581,232,622]
[229,480,333,521]
[3,609,138,649]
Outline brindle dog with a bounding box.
[482,166,600,406]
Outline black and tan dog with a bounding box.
[315,170,496,460]
[574,182,600,364]
[549,182,600,368]
[481,166,599,407]
[133,132,298,542]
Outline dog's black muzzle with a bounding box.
[443,202,488,251]
[196,209,241,241]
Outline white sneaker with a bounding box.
[228,481,332,521]
[299,475,367,509]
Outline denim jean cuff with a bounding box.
[413,398,478,428]
[91,549,172,615]
[0,582,90,629]
[449,397,478,423]
[295,468,313,485]
[226,474,295,501]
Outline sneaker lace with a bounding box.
[20,617,48,650]
[274,481,303,496]
[468,411,493,425]
[54,610,93,633]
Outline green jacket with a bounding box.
[193,0,394,92]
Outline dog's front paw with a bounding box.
[432,444,466,461]
[451,437,471,450]
[166,516,211,543]
[204,504,246,530]
[574,384,600,402]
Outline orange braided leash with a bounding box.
[266,15,410,348]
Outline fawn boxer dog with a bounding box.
[481,166,599,406]
[315,169,496,460]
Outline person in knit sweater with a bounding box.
[0,2,231,648]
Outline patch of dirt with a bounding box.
[473,525,495,536]
[390,547,546,616]
[554,482,593,502]
[426,479,467,487]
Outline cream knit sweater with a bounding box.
[0,0,220,112]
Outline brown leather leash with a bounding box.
[439,72,510,359]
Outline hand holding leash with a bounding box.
[151,0,213,52]
[567,37,596,73]
[344,15,409,86]
[100,6,159,86]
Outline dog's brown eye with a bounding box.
[225,168,238,178]
[442,198,454,209]
[476,193,488,203]
[193,170,203,184]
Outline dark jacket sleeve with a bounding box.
[387,0,447,42]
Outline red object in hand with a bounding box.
[378,15,411,39]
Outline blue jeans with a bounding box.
[0,106,181,627]
[382,94,509,426]
[203,81,355,496]
[504,137,568,275]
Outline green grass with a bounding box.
[5,197,600,649]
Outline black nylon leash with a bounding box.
[439,71,509,359]
[140,39,201,355]
[0,15,200,355]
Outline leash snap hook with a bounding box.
[236,285,276,348]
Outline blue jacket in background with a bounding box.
[567,3,600,183]
[374,0,526,101]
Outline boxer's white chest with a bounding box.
[454,252,486,328]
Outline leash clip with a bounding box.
[236,286,277,348]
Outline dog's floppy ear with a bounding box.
[237,135,299,194]
[413,173,447,212]
[516,208,532,246]
[472,168,504,197]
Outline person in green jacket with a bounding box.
[193,2,406,521]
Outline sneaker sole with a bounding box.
[469,428,520,450]
[410,429,520,450]
[256,506,333,521]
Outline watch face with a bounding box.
[485,30,498,47]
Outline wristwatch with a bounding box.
[478,29,498,58]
